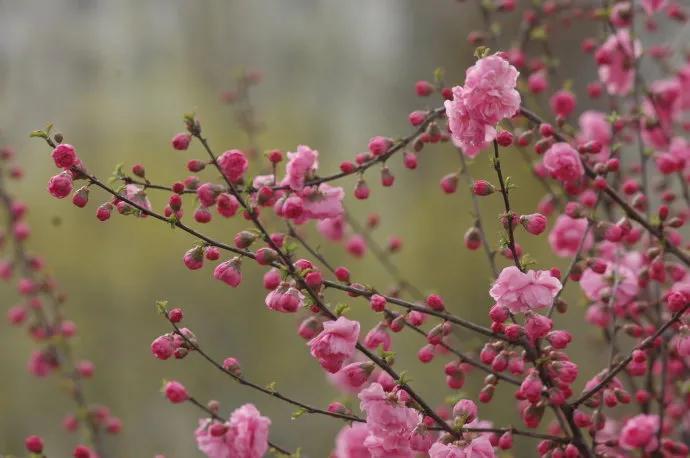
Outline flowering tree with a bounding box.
[4,1,690,457]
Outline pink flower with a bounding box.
[461,54,521,125]
[164,381,188,403]
[358,383,421,457]
[334,423,371,458]
[213,258,242,287]
[300,184,344,220]
[445,90,496,158]
[51,143,78,169]
[580,262,639,304]
[227,404,271,458]
[549,89,576,118]
[47,172,73,199]
[542,142,584,183]
[519,213,547,235]
[122,184,152,214]
[489,266,562,313]
[27,350,57,377]
[524,313,553,340]
[171,133,191,150]
[309,316,360,373]
[548,215,593,257]
[597,30,642,96]
[197,183,221,207]
[676,333,690,357]
[151,335,175,360]
[429,436,495,458]
[317,216,345,241]
[619,414,659,452]
[265,282,304,313]
[282,145,318,191]
[336,362,375,390]
[183,246,204,270]
[217,149,249,182]
[195,404,270,458]
[577,110,612,161]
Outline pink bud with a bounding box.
[172,133,192,150]
[51,144,78,169]
[164,381,188,403]
[48,172,73,199]
[472,180,495,196]
[520,213,547,235]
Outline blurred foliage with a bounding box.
[0,0,615,456]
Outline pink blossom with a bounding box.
[548,215,593,257]
[265,283,304,313]
[282,145,318,191]
[51,143,78,169]
[27,350,57,377]
[164,380,188,403]
[213,258,242,287]
[336,362,375,390]
[580,262,639,304]
[429,436,495,458]
[300,184,344,220]
[358,383,421,457]
[445,90,495,158]
[47,172,73,199]
[619,414,659,452]
[217,149,249,182]
[334,423,371,458]
[183,247,204,270]
[317,216,345,241]
[577,110,612,161]
[549,89,576,118]
[151,335,175,360]
[461,54,521,125]
[308,316,360,373]
[542,143,584,183]
[195,404,270,458]
[121,184,152,214]
[597,30,642,96]
[489,266,562,313]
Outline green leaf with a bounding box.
[265,381,277,393]
[155,300,169,316]
[291,408,307,420]
[474,46,491,59]
[334,303,350,316]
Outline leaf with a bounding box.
[265,381,277,393]
[155,300,169,316]
[291,408,307,420]
[334,303,350,316]
[433,67,445,84]
[474,46,491,59]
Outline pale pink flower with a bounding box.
[445,93,495,157]
[317,216,345,241]
[309,316,360,373]
[597,30,642,96]
[543,142,584,183]
[577,110,612,161]
[619,414,659,453]
[358,383,421,458]
[429,436,495,458]
[334,423,371,458]
[579,262,639,304]
[489,266,562,313]
[195,404,270,458]
[122,184,152,213]
[227,404,271,458]
[300,184,345,221]
[217,149,249,182]
[461,54,521,125]
[282,145,318,191]
[548,215,593,257]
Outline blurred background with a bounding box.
[0,1,685,457]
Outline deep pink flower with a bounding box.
[549,89,576,118]
[217,149,249,182]
[265,282,304,313]
[542,142,584,183]
[213,258,242,287]
[151,335,175,360]
[172,133,191,150]
[47,172,73,199]
[164,381,188,403]
[619,414,659,452]
[282,145,318,191]
[548,215,593,257]
[309,316,360,373]
[489,266,562,313]
[519,213,547,235]
[51,143,78,169]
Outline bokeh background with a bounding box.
[0,1,686,457]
